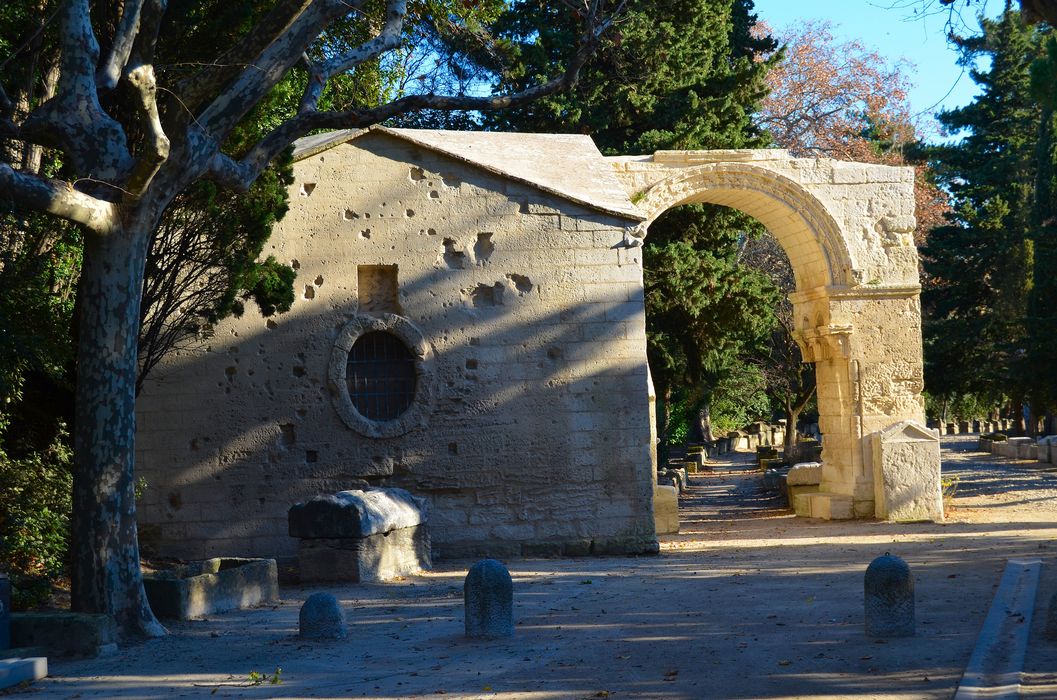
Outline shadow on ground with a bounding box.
[33,435,1057,699]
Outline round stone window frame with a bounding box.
[328,314,435,438]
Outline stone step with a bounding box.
[954,558,1043,699]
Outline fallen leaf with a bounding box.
[778,660,792,667]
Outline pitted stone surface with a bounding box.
[299,592,347,640]
[289,488,427,539]
[135,126,929,562]
[864,553,915,638]
[786,462,822,486]
[464,559,513,639]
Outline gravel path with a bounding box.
[25,435,1057,699]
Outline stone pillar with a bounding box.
[791,285,932,521]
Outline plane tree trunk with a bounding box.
[71,203,166,638]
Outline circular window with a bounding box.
[329,314,435,438]
[346,331,417,420]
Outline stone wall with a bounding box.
[135,130,657,561]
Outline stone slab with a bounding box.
[10,613,115,658]
[143,558,279,620]
[954,559,1042,699]
[786,462,822,486]
[289,488,427,539]
[0,657,47,690]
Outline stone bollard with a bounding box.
[464,559,513,639]
[299,592,347,640]
[864,553,914,638]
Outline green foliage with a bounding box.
[0,426,72,609]
[922,6,1046,407]
[708,364,772,434]
[246,668,282,686]
[484,0,781,432]
[238,257,298,318]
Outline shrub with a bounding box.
[0,425,72,609]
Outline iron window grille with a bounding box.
[346,331,417,421]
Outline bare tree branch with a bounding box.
[20,0,133,184]
[97,0,147,90]
[208,1,614,191]
[195,0,354,140]
[0,163,115,234]
[299,0,407,113]
[124,0,171,197]
[175,0,316,113]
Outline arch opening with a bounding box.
[635,163,855,293]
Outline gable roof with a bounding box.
[292,126,645,221]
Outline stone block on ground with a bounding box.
[298,525,430,583]
[464,560,513,639]
[864,553,914,638]
[805,493,855,520]
[290,488,431,583]
[144,558,279,620]
[299,592,347,640]
[762,469,784,493]
[653,484,679,535]
[0,657,47,690]
[870,421,942,522]
[10,612,116,658]
[785,462,822,506]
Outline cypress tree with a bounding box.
[485,0,782,442]
[923,3,1045,429]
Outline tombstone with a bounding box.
[972,420,982,433]
[959,420,971,434]
[864,553,914,637]
[464,559,513,639]
[871,421,942,521]
[299,592,347,640]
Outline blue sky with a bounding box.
[752,0,1004,121]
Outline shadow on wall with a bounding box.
[135,149,656,563]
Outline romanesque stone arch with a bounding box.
[611,149,941,521]
[633,162,853,291]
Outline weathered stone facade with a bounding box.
[135,128,937,564]
[136,128,656,561]
[610,150,933,519]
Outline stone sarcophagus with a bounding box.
[288,487,431,582]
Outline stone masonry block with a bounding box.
[871,421,942,522]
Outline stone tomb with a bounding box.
[870,422,941,522]
[288,488,430,582]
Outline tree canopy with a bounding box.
[0,0,618,636]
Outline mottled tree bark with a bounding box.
[1,0,616,641]
[71,204,166,637]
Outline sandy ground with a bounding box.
[12,435,1057,699]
